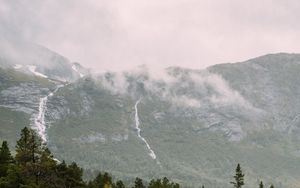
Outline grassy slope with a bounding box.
[0,67,54,147]
[47,81,300,188]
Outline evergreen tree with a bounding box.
[148,178,160,188]
[0,141,14,177]
[148,178,179,188]
[259,181,264,188]
[15,127,44,185]
[37,148,58,187]
[0,164,23,188]
[230,164,245,188]
[270,185,274,188]
[88,172,113,188]
[15,127,34,164]
[162,177,170,188]
[14,127,64,187]
[65,162,84,188]
[116,180,125,188]
[134,177,145,188]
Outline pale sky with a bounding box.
[0,0,300,71]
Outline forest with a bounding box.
[0,127,275,188]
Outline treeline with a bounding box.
[0,127,274,188]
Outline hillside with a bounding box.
[0,44,300,187]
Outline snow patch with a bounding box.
[27,65,48,78]
[72,65,84,78]
[13,64,23,69]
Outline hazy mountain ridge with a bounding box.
[0,43,300,187]
[0,37,88,82]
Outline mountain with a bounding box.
[0,42,300,188]
[0,36,88,82]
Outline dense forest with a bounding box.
[0,127,275,188]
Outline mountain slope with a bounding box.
[1,50,300,187]
[47,53,300,187]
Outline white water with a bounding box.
[134,99,157,160]
[33,85,64,142]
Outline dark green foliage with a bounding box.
[0,127,86,188]
[64,162,85,188]
[259,181,264,188]
[87,172,113,188]
[52,160,84,188]
[0,127,277,188]
[230,164,244,188]
[15,127,41,165]
[0,165,23,188]
[148,177,179,188]
[134,177,145,188]
[115,180,126,188]
[0,141,14,177]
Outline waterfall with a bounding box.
[134,99,157,160]
[33,85,64,142]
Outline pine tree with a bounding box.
[270,185,274,188]
[65,162,84,187]
[1,164,23,188]
[259,181,264,188]
[134,177,145,188]
[15,127,43,165]
[88,172,113,188]
[116,180,126,188]
[38,148,58,187]
[14,127,61,187]
[148,178,161,188]
[15,127,44,185]
[162,177,170,188]
[230,164,245,188]
[0,141,14,177]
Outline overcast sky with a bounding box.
[0,0,300,71]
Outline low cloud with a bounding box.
[94,66,254,109]
[1,0,300,71]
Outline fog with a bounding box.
[96,66,258,110]
[1,0,300,71]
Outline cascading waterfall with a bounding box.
[33,85,64,142]
[134,99,157,160]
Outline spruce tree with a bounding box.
[134,177,145,188]
[116,180,126,188]
[15,127,43,185]
[0,141,14,177]
[15,127,43,165]
[162,177,170,188]
[259,181,264,188]
[230,163,245,188]
[270,185,274,188]
[65,162,84,187]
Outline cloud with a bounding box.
[1,0,300,71]
[190,73,254,109]
[94,66,256,110]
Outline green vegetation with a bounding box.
[2,54,300,187]
[230,164,244,188]
[0,127,277,188]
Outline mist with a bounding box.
[1,0,300,71]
